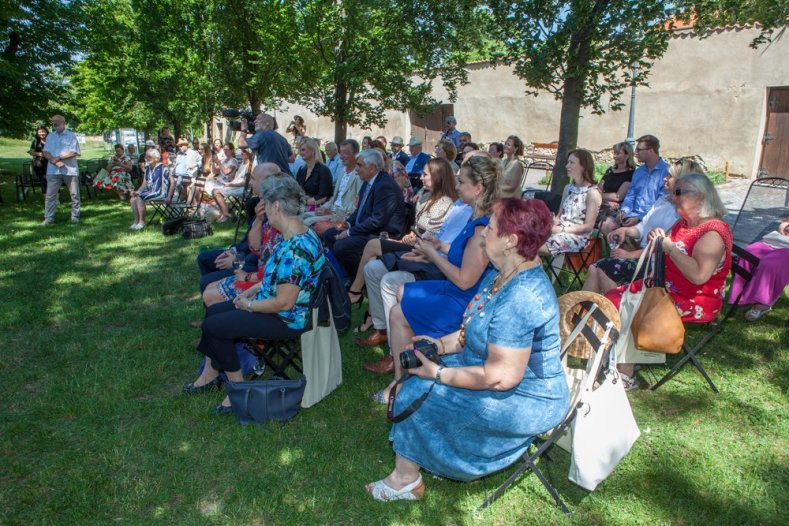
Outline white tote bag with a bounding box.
[300,305,343,408]
[551,305,599,452]
[568,336,641,491]
[616,238,666,365]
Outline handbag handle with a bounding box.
[560,304,598,361]
[627,237,657,288]
[580,322,616,394]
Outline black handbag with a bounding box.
[162,217,186,236]
[379,252,445,281]
[182,219,213,239]
[225,376,307,424]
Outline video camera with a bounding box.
[222,109,256,133]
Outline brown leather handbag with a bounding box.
[630,239,685,354]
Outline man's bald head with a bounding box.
[251,162,282,195]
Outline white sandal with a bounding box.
[744,307,770,322]
[365,475,425,502]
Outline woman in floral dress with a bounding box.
[539,149,602,256]
[95,143,134,199]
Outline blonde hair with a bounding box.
[462,155,501,216]
[302,138,323,164]
[669,158,705,179]
[677,172,727,219]
[613,142,636,170]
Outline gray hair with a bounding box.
[260,175,307,216]
[356,148,384,172]
[447,115,457,125]
[677,172,727,219]
[146,148,161,162]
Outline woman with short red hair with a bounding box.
[365,197,569,501]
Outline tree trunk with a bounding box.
[333,81,348,143]
[549,2,601,194]
[206,117,213,143]
[173,118,182,142]
[551,80,582,194]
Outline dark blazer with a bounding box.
[296,162,333,201]
[348,171,406,238]
[392,150,409,167]
[405,152,431,175]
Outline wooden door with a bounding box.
[409,104,454,154]
[758,87,789,179]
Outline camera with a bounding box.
[222,108,256,133]
[399,339,443,369]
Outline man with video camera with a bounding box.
[237,113,293,176]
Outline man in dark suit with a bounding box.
[404,136,431,189]
[390,136,409,167]
[324,149,406,278]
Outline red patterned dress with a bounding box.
[605,219,733,324]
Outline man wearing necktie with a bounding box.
[323,149,406,278]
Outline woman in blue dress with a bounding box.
[365,198,570,501]
[129,148,169,230]
[364,155,498,380]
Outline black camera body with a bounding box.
[222,108,256,133]
[400,339,443,369]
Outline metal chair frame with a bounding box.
[650,244,761,393]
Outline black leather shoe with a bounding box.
[182,377,223,395]
[210,403,233,416]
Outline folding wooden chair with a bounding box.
[242,266,333,379]
[650,244,761,393]
[148,172,206,225]
[478,292,620,515]
[543,212,605,292]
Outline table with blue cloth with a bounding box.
[390,266,570,481]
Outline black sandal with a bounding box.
[348,287,365,308]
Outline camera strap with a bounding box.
[386,374,436,423]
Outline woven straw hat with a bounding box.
[558,291,621,359]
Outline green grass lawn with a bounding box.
[0,194,786,525]
[0,137,112,175]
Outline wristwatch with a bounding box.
[435,366,444,385]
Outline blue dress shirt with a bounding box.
[620,158,670,220]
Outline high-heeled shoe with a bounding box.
[353,310,373,334]
[348,287,365,308]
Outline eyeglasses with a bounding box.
[673,188,697,197]
[636,147,651,152]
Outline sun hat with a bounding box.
[557,291,621,359]
[391,136,404,146]
[408,137,422,146]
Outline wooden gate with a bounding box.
[409,104,454,154]
[758,87,789,179]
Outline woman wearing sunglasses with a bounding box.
[583,158,702,295]
[604,172,732,389]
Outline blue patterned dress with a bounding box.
[391,267,570,481]
[138,163,168,200]
[255,229,325,330]
[400,215,492,337]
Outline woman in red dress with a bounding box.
[605,172,732,389]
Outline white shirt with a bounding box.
[635,197,679,248]
[43,128,81,176]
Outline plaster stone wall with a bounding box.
[431,26,788,176]
[218,26,786,176]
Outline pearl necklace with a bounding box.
[458,260,527,348]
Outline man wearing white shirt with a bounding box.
[325,141,344,184]
[41,115,81,225]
